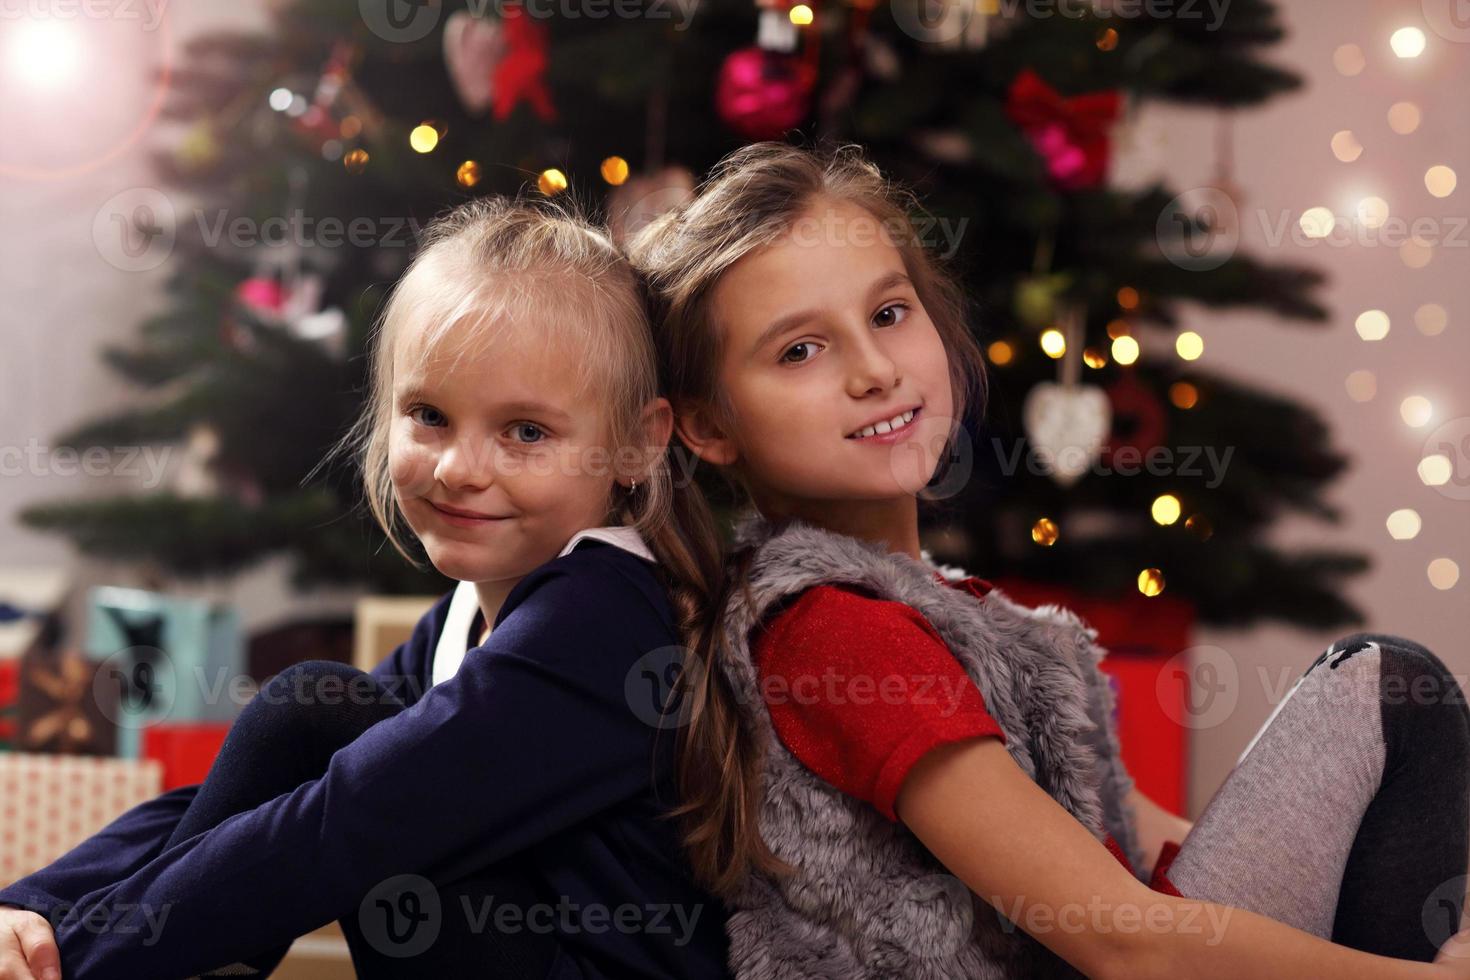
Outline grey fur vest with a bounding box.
[719,509,1145,979]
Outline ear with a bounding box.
[639,397,674,471]
[672,399,740,467]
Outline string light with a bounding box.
[1031,518,1059,546]
[1332,43,1365,76]
[1330,131,1362,163]
[456,160,481,188]
[1169,382,1198,409]
[1299,206,1335,238]
[1137,568,1165,596]
[343,148,369,174]
[1388,102,1421,134]
[1425,165,1457,198]
[1096,27,1119,51]
[1082,347,1107,369]
[269,88,294,112]
[1390,27,1426,58]
[1386,508,1422,540]
[1116,286,1139,310]
[538,168,568,195]
[1356,196,1389,229]
[1344,369,1376,402]
[987,340,1014,365]
[1414,303,1447,336]
[601,156,630,185]
[1354,309,1390,341]
[1151,494,1182,525]
[1428,558,1460,591]
[1175,331,1204,361]
[1399,395,1433,428]
[340,116,363,139]
[1040,328,1066,358]
[1419,454,1452,486]
[789,4,813,25]
[1111,335,1140,365]
[409,123,440,153]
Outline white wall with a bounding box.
[1112,0,1469,814]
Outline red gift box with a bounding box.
[0,658,17,745]
[988,578,1194,817]
[142,722,231,790]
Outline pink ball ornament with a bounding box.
[715,47,816,142]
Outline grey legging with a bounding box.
[1164,632,1470,961]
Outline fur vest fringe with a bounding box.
[718,509,1145,979]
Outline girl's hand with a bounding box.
[1435,923,1470,975]
[0,907,60,980]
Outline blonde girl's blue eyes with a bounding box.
[408,405,447,428]
[407,406,546,445]
[777,303,912,364]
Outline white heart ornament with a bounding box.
[443,11,506,116]
[1022,382,1111,488]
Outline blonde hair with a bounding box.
[322,195,729,681]
[625,141,989,901]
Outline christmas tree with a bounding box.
[22,0,1366,626]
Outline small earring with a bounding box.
[627,478,638,494]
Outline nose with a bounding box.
[844,326,901,399]
[433,433,495,492]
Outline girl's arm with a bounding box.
[896,736,1447,980]
[0,785,200,920]
[35,552,671,980]
[0,592,449,923]
[1125,784,1194,882]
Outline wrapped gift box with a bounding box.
[142,722,231,791]
[85,587,245,759]
[0,752,163,885]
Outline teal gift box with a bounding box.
[85,587,245,759]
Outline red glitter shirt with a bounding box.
[751,571,1183,896]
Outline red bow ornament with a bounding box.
[492,5,556,123]
[1004,69,1122,190]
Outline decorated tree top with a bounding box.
[23,0,1365,627]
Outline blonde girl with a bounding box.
[0,196,734,980]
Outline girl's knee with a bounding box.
[247,660,393,737]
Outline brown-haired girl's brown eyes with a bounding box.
[781,341,820,364]
[874,303,911,328]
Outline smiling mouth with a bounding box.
[846,406,921,440]
[428,501,511,521]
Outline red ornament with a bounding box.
[1099,372,1168,466]
[492,6,555,122]
[234,277,286,317]
[715,47,816,141]
[1004,68,1122,190]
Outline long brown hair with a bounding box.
[626,141,989,901]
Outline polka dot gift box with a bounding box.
[0,752,162,885]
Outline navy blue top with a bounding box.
[0,540,731,979]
